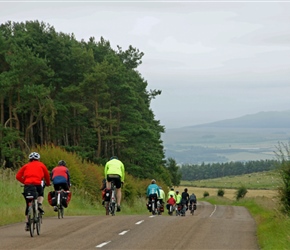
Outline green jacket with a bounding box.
[104,159,125,182]
[167,190,176,200]
[176,194,182,204]
[158,189,165,201]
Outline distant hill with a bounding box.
[186,110,290,129]
[162,111,290,164]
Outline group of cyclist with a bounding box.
[16,151,196,231]
[146,179,197,216]
[16,152,71,231]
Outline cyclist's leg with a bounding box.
[35,185,44,214]
[114,177,122,209]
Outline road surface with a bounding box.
[0,201,259,250]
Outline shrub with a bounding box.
[235,186,248,200]
[203,191,209,198]
[217,188,225,197]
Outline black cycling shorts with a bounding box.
[107,174,122,189]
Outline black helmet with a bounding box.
[58,160,66,166]
[29,152,40,160]
[110,156,118,160]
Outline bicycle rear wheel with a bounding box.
[105,201,109,215]
[36,212,41,235]
[58,204,63,219]
[111,203,116,216]
[28,213,34,237]
[60,206,64,218]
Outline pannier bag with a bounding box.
[23,185,38,199]
[48,191,57,206]
[61,191,72,208]
[104,189,111,201]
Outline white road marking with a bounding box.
[209,204,217,217]
[135,220,144,225]
[119,230,129,235]
[96,241,111,248]
[149,215,155,218]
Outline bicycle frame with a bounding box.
[26,195,41,237]
[56,188,70,219]
[105,180,117,216]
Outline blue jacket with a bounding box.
[146,184,160,197]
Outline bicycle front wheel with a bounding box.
[110,203,116,216]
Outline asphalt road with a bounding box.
[0,201,259,250]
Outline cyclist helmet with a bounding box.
[176,190,179,193]
[110,156,118,160]
[151,179,156,184]
[28,152,40,160]
[184,188,188,192]
[58,160,66,166]
[170,187,174,191]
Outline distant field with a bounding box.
[181,170,281,190]
[177,186,278,201]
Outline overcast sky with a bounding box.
[1,1,290,129]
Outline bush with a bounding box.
[275,141,290,214]
[203,191,209,198]
[217,188,225,197]
[235,186,248,200]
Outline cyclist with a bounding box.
[175,190,182,205]
[189,192,197,210]
[16,152,50,231]
[104,156,125,212]
[146,179,160,212]
[181,188,190,211]
[167,187,176,200]
[50,160,71,211]
[166,194,176,214]
[158,186,165,211]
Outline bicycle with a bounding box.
[55,187,70,219]
[189,203,196,215]
[23,185,42,237]
[104,179,117,216]
[156,200,163,215]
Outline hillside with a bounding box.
[162,110,290,164]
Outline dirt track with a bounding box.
[0,201,259,250]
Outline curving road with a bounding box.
[0,201,259,250]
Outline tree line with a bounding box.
[0,20,180,185]
[179,159,279,181]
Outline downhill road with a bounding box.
[0,201,259,250]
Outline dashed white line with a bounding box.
[135,220,144,225]
[96,241,111,248]
[119,230,129,235]
[209,204,217,217]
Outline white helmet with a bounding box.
[29,152,40,160]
